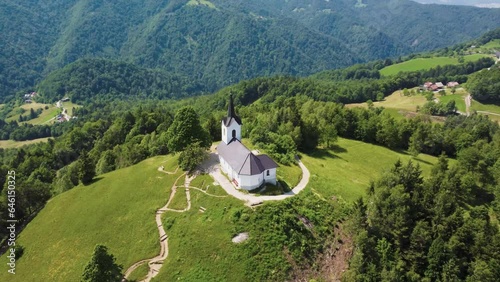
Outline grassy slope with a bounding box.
[1,138,443,281]
[301,138,441,202]
[346,89,430,118]
[5,102,60,124]
[153,190,247,282]
[481,39,500,50]
[0,137,50,149]
[0,155,181,282]
[61,101,82,116]
[380,54,490,76]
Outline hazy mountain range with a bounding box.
[1,0,499,101]
[414,0,500,8]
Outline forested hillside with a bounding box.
[2,0,499,101]
[36,59,202,103]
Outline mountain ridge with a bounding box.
[1,0,499,100]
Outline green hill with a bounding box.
[2,0,499,100]
[0,138,444,281]
[0,155,182,282]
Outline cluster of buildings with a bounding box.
[422,81,459,92]
[24,92,38,103]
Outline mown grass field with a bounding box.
[439,93,467,113]
[346,89,429,118]
[301,138,442,202]
[27,107,60,125]
[5,102,61,125]
[0,155,181,282]
[380,54,491,76]
[0,137,50,149]
[61,101,82,116]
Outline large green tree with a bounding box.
[77,151,96,185]
[81,245,122,282]
[178,142,209,172]
[166,107,210,153]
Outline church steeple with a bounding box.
[228,94,236,119]
[223,94,242,126]
[221,94,242,144]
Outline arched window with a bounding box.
[232,129,236,138]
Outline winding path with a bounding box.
[124,152,310,280]
[123,170,188,282]
[202,152,310,206]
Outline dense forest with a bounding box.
[1,0,499,101]
[36,59,202,103]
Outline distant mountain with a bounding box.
[413,0,500,8]
[1,0,499,100]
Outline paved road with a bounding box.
[203,152,310,206]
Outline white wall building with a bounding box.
[216,95,278,190]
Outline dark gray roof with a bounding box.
[223,94,242,126]
[217,140,278,176]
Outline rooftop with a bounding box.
[217,139,278,176]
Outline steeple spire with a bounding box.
[228,94,236,119]
[223,94,242,126]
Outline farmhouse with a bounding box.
[216,95,278,190]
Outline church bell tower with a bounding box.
[221,94,242,144]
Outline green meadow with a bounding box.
[0,137,50,149]
[380,54,491,76]
[301,138,441,202]
[481,39,500,50]
[0,155,181,282]
[154,190,247,281]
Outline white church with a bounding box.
[216,95,278,190]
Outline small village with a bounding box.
[422,81,460,92]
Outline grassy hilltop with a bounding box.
[0,138,442,281]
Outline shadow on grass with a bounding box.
[307,147,346,160]
[412,157,433,166]
[248,180,291,196]
[86,177,104,186]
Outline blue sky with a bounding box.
[413,0,500,7]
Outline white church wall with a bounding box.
[264,168,277,185]
[221,121,241,144]
[240,174,263,190]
